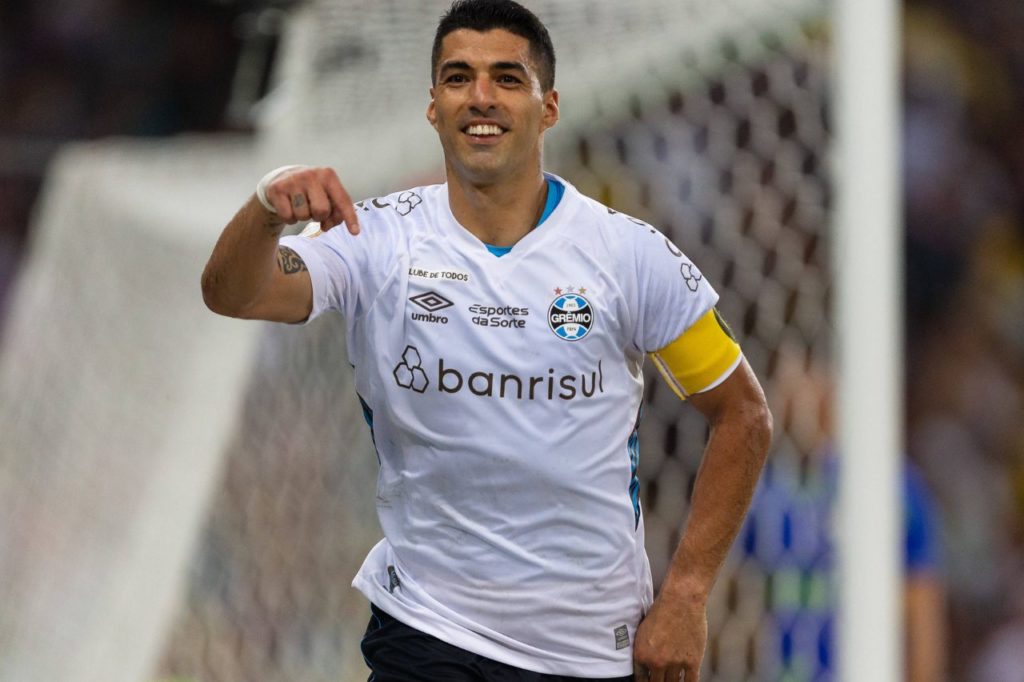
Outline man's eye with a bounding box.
[497,75,522,84]
[445,74,468,83]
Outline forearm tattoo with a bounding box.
[276,246,308,275]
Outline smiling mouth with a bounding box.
[463,124,506,137]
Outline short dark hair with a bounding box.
[432,0,556,91]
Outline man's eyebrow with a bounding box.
[491,61,528,75]
[438,60,472,74]
[438,60,530,76]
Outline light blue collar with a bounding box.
[485,177,564,257]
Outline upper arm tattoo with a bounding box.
[276,246,308,275]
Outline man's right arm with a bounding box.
[200,167,359,323]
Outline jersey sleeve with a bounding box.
[279,215,400,322]
[631,227,719,351]
[626,224,741,397]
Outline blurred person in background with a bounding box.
[739,347,947,682]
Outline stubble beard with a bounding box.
[447,135,544,188]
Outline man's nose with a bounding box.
[468,76,497,109]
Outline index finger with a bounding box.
[322,171,360,235]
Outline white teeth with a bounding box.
[466,124,503,136]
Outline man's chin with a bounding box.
[452,157,510,185]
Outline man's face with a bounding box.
[427,28,559,185]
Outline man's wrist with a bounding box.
[256,164,307,214]
[247,194,288,235]
[659,563,716,604]
[661,582,711,606]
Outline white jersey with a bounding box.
[280,175,725,677]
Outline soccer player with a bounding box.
[201,1,772,680]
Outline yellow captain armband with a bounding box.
[649,308,742,401]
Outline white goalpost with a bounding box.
[835,0,902,679]
[0,0,905,680]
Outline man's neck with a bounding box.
[446,170,548,248]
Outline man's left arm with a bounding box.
[633,357,772,682]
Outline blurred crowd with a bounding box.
[0,0,251,324]
[902,1,1024,679]
[1,0,1023,680]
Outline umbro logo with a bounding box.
[410,291,453,324]
[410,291,454,313]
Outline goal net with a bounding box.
[0,1,829,681]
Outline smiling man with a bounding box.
[201,1,772,681]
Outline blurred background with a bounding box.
[0,0,1022,681]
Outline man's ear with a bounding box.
[426,87,438,130]
[541,89,559,131]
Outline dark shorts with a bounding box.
[361,604,635,682]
